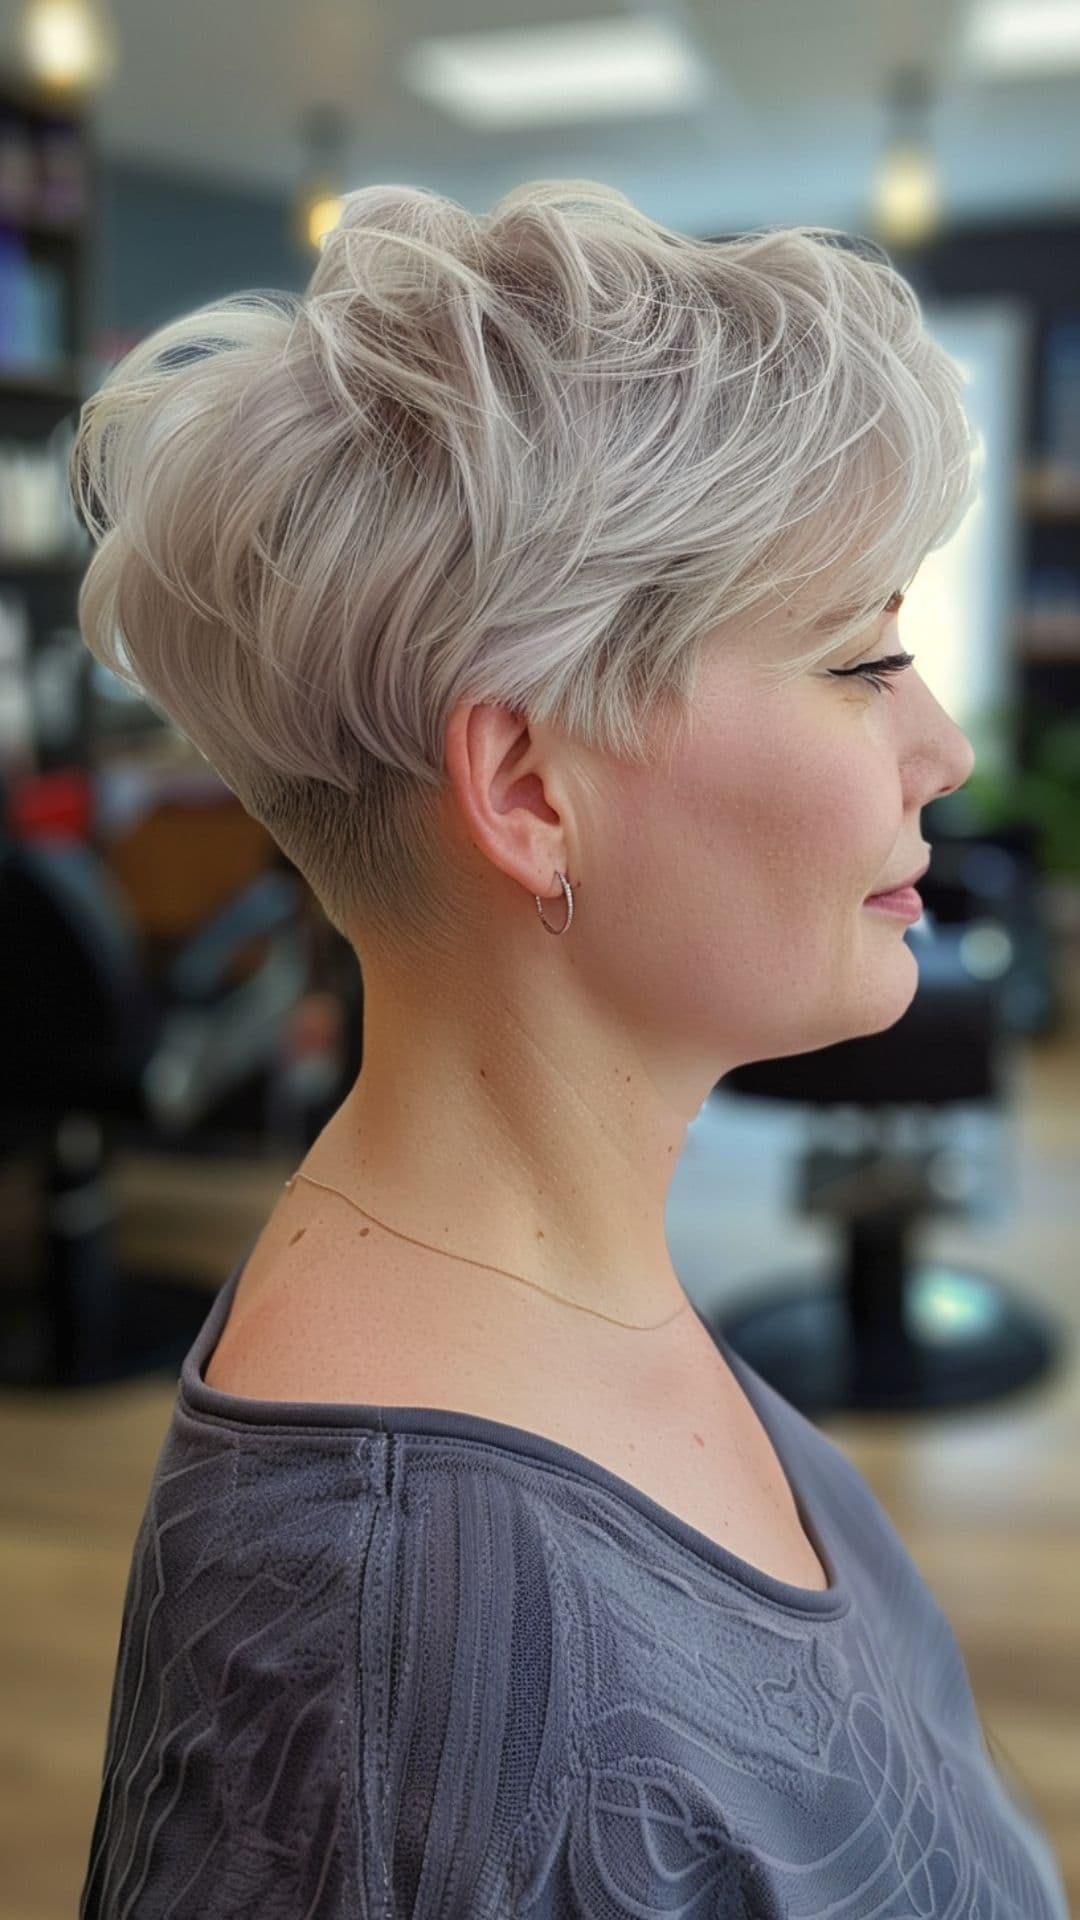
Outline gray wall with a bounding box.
[96,157,306,340]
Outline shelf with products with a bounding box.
[0,363,86,402]
[1015,462,1080,669]
[1018,627,1080,663]
[0,67,97,392]
[0,410,92,577]
[1018,463,1080,520]
[1014,458,1080,661]
[1013,313,1080,706]
[0,225,86,384]
[0,70,98,800]
[0,548,89,573]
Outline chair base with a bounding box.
[0,1268,214,1389]
[712,1262,1067,1417]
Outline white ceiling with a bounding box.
[2,0,1079,232]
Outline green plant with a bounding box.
[962,704,1080,879]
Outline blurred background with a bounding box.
[0,0,1078,1912]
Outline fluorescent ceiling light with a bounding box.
[963,0,1080,73]
[399,17,712,130]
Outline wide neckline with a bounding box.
[179,1237,852,1620]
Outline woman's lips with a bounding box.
[863,885,923,918]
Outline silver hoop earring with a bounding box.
[534,870,574,935]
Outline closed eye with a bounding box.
[827,651,916,694]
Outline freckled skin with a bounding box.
[210,591,974,1593]
[315,591,974,1328]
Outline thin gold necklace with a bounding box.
[283,1168,691,1332]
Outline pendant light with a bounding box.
[291,103,351,255]
[868,67,944,251]
[17,0,118,99]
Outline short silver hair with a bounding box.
[69,179,980,961]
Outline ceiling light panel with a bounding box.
[399,16,713,130]
[963,0,1080,74]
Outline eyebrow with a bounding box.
[813,600,886,636]
[813,607,865,635]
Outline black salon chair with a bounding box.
[701,806,1070,1417]
[0,826,313,1388]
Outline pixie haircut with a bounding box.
[69,178,981,962]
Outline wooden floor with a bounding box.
[2,991,1079,1918]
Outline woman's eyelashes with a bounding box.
[825,587,913,692]
[829,651,916,694]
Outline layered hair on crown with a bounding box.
[69,178,981,962]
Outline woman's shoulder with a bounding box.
[204,1181,559,1404]
[200,1190,674,1446]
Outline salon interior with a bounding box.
[1,1,1079,1910]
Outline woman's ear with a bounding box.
[442,700,572,909]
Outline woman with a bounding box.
[73,181,1068,1917]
